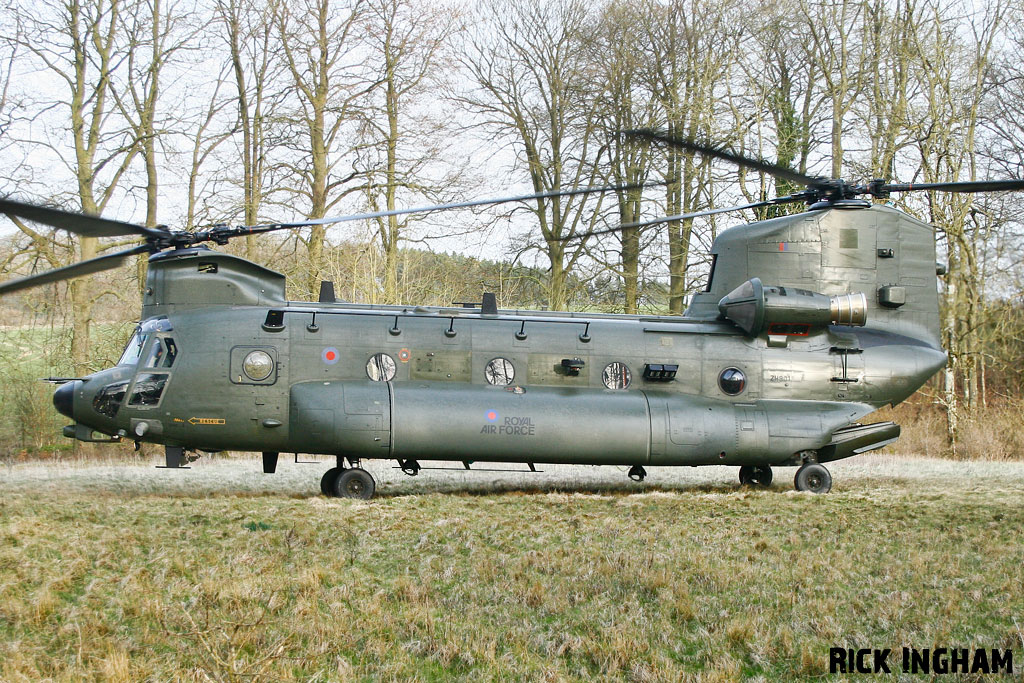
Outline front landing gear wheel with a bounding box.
[739,465,773,487]
[794,463,832,494]
[320,467,342,496]
[334,468,376,500]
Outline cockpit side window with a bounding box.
[139,335,179,368]
[144,338,164,368]
[143,337,178,368]
[93,381,128,418]
[128,373,169,406]
[162,338,178,368]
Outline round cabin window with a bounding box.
[242,350,274,381]
[602,362,631,390]
[719,367,746,395]
[484,357,515,385]
[366,353,396,381]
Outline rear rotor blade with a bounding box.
[0,244,153,295]
[625,129,829,190]
[879,179,1024,194]
[621,194,810,230]
[0,197,169,240]
[561,194,810,242]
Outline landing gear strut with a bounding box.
[738,464,773,487]
[794,463,832,494]
[627,465,647,482]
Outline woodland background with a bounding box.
[0,0,1022,458]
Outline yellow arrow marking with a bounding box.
[188,417,226,425]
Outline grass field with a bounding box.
[1,454,1023,681]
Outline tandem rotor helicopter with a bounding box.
[3,130,1022,499]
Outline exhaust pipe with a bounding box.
[830,292,868,326]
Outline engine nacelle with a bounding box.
[718,278,867,336]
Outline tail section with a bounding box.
[686,205,941,348]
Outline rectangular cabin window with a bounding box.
[128,373,169,407]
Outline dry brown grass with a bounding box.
[1,456,1023,680]
[877,398,1024,460]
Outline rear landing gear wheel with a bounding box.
[794,463,832,494]
[739,465,773,487]
[334,468,376,500]
[627,465,647,482]
[320,467,342,496]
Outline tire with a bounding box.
[320,467,341,497]
[794,463,832,494]
[739,464,772,487]
[334,468,376,500]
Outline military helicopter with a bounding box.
[2,130,1020,498]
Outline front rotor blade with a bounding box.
[239,181,664,234]
[880,179,1024,194]
[625,129,829,190]
[0,244,153,295]
[0,197,168,240]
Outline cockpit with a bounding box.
[90,318,179,419]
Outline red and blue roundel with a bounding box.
[322,347,340,365]
[485,409,498,423]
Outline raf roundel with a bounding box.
[322,347,340,365]
[485,410,499,423]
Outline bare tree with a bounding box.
[181,61,237,232]
[457,0,607,311]
[275,0,374,297]
[909,1,1006,447]
[115,0,192,229]
[216,0,279,256]
[359,0,461,304]
[584,0,659,314]
[7,0,140,373]
[0,26,19,148]
[801,0,868,180]
[857,0,923,182]
[115,0,197,290]
[735,0,821,212]
[642,0,741,313]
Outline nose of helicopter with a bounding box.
[53,380,79,420]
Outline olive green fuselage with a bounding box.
[59,204,948,469]
[64,275,943,467]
